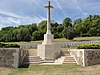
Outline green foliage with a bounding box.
[77,44,100,49]
[27,23,37,35]
[17,28,31,41]
[0,43,20,48]
[74,15,100,37]
[32,31,43,41]
[63,17,72,27]
[74,18,82,25]
[62,27,75,40]
[1,26,14,32]
[57,24,64,32]
[38,20,47,34]
[0,15,100,42]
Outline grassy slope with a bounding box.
[1,64,100,75]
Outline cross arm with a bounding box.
[45,6,54,8]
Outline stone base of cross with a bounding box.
[42,33,54,45]
[46,30,51,34]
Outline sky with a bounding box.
[0,0,100,29]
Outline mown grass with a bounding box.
[0,42,28,45]
[1,64,100,75]
[73,36,100,41]
[1,37,100,45]
[54,37,100,42]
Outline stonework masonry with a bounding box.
[86,50,100,66]
[70,49,100,66]
[0,48,27,68]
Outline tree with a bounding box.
[63,17,72,28]
[57,24,64,32]
[51,22,63,38]
[32,31,43,41]
[12,29,19,41]
[1,26,14,31]
[27,23,37,35]
[17,28,31,41]
[38,20,47,34]
[62,27,75,40]
[74,18,82,25]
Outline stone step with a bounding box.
[63,62,77,64]
[24,57,41,60]
[41,59,54,63]
[23,56,42,64]
[64,60,76,62]
[24,59,41,61]
[64,57,75,59]
[25,58,40,60]
[23,62,40,64]
[64,54,70,56]
[24,60,40,62]
[40,63,61,65]
[65,56,74,58]
[63,51,77,64]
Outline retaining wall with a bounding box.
[0,48,27,68]
[70,49,100,66]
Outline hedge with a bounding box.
[77,44,100,49]
[0,43,20,48]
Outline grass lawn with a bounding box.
[54,37,100,42]
[73,37,100,41]
[0,42,28,45]
[1,64,100,75]
[1,37,100,45]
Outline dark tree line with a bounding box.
[0,15,100,42]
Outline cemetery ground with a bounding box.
[1,64,100,75]
[2,36,100,45]
[54,36,100,42]
[1,36,100,75]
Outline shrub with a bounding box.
[0,43,20,48]
[77,44,100,49]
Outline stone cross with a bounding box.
[45,1,53,34]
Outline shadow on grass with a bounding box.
[19,64,30,68]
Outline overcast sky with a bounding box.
[0,0,100,29]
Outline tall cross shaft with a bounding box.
[45,1,53,34]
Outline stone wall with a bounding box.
[85,49,100,66]
[0,48,27,68]
[70,49,100,66]
[0,48,16,68]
